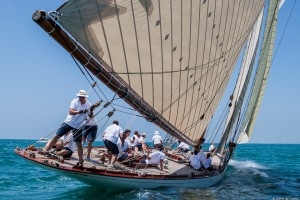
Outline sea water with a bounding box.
[0,139,299,200]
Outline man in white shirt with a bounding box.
[44,90,93,167]
[175,141,190,153]
[45,133,75,160]
[103,120,123,165]
[189,151,206,170]
[116,130,132,161]
[152,131,163,148]
[143,145,166,171]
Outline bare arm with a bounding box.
[69,108,80,115]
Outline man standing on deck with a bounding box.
[102,120,123,166]
[152,131,163,148]
[43,89,94,167]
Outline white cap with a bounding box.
[154,131,159,135]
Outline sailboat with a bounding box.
[15,0,281,189]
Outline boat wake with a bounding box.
[228,160,269,178]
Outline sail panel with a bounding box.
[55,0,265,145]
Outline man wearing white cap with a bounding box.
[152,131,163,148]
[44,89,94,167]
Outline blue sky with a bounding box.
[0,1,299,143]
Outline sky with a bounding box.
[0,1,299,144]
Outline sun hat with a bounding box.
[76,90,88,98]
[154,131,159,135]
[142,133,147,136]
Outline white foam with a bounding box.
[228,159,269,178]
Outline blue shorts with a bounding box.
[56,123,82,142]
[104,139,119,155]
[135,143,142,151]
[82,125,98,142]
[118,152,128,161]
[62,147,73,158]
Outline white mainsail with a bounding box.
[53,0,265,146]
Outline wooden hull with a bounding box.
[15,147,225,190]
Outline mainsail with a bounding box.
[33,0,266,146]
[238,0,280,144]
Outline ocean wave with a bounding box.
[228,159,269,178]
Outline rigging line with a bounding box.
[70,55,110,103]
[168,0,174,121]
[207,99,231,142]
[179,0,193,131]
[115,109,146,119]
[130,0,144,98]
[271,0,296,66]
[158,0,164,109]
[113,0,130,86]
[91,113,112,145]
[174,0,183,126]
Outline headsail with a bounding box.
[238,0,280,144]
[217,8,264,153]
[33,0,265,146]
